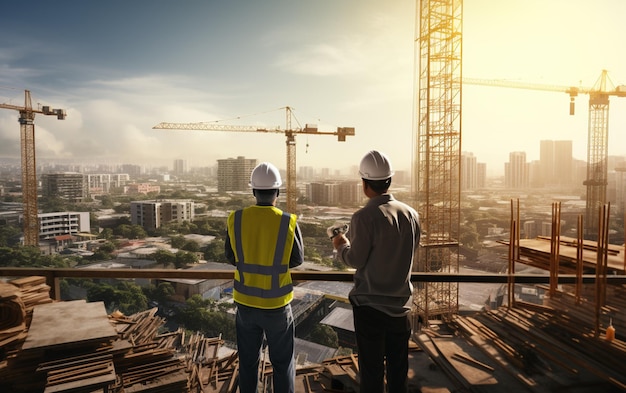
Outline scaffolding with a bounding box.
[412,0,462,322]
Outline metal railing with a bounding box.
[2,267,625,300]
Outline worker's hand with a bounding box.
[332,233,348,249]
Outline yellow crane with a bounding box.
[0,90,66,246]
[153,106,354,213]
[463,70,626,239]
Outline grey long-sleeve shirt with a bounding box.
[336,193,420,317]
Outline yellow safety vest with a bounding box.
[227,205,297,309]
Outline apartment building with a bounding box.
[217,156,257,192]
[306,181,362,206]
[130,199,195,230]
[38,211,90,240]
[85,173,130,195]
[505,152,529,189]
[124,183,161,195]
[41,173,86,202]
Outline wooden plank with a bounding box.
[22,300,117,351]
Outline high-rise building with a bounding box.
[615,165,626,214]
[217,156,257,192]
[461,152,477,190]
[130,199,194,231]
[505,152,529,189]
[173,159,188,175]
[119,164,143,177]
[298,166,315,181]
[41,173,86,202]
[540,140,573,188]
[476,162,487,189]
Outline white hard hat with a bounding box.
[359,150,394,180]
[250,162,282,189]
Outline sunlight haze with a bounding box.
[1,0,625,177]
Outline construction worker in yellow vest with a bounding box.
[225,162,304,393]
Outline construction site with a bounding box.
[1,0,626,392]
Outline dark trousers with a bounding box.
[352,305,411,393]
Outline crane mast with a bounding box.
[153,106,355,213]
[0,90,66,246]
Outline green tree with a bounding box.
[97,194,115,209]
[0,246,70,267]
[170,235,186,249]
[153,282,175,304]
[114,224,132,238]
[0,224,22,247]
[309,324,338,348]
[204,239,228,263]
[129,225,147,239]
[87,281,148,315]
[174,250,198,268]
[99,241,117,254]
[182,240,200,253]
[152,249,176,266]
[98,228,114,240]
[175,295,236,341]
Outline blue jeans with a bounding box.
[235,303,295,393]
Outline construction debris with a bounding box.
[2,276,626,392]
[0,277,363,393]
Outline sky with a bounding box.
[1,0,626,177]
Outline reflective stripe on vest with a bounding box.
[231,208,295,303]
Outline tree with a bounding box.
[174,250,198,268]
[175,295,236,341]
[129,225,147,239]
[204,239,228,263]
[0,224,22,247]
[153,282,175,304]
[0,246,70,268]
[152,249,176,266]
[182,240,200,253]
[87,281,148,315]
[97,195,115,209]
[98,228,114,240]
[170,235,186,249]
[309,325,338,348]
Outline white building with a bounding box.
[85,173,130,195]
[39,211,90,241]
[130,199,195,230]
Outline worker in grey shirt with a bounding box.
[332,150,420,393]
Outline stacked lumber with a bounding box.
[0,282,26,349]
[449,302,626,392]
[0,276,53,357]
[541,283,626,340]
[7,276,54,324]
[108,307,190,393]
[319,355,359,392]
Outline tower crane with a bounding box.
[153,106,355,213]
[0,90,66,246]
[463,70,626,239]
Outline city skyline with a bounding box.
[1,1,626,177]
[0,136,622,181]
